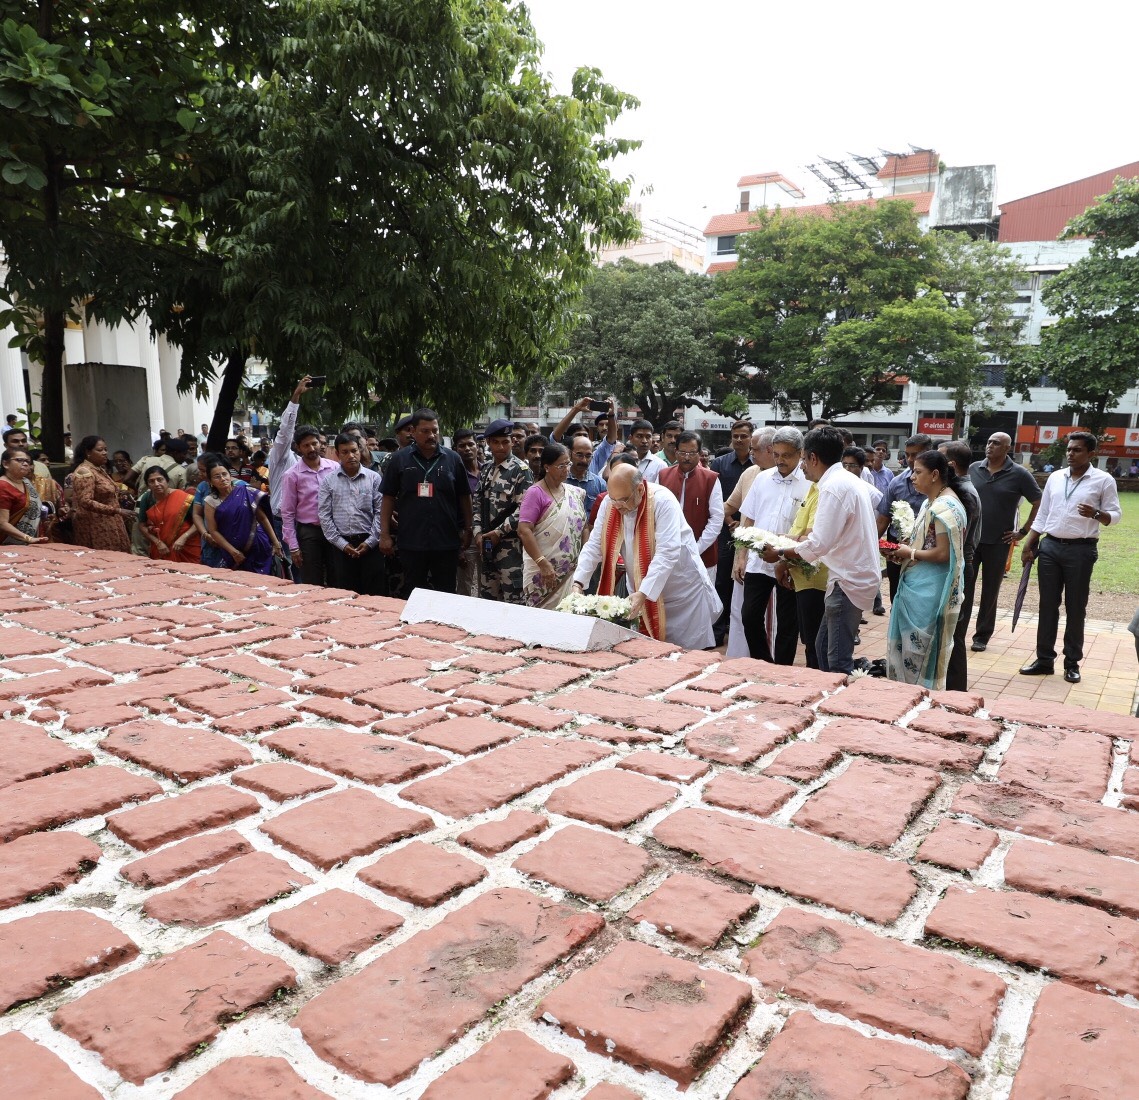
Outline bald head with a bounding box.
[607,463,644,514]
[985,432,1012,467]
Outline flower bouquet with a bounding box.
[878,539,900,556]
[733,527,818,577]
[556,593,639,629]
[889,501,915,541]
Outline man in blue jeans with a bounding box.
[780,426,881,673]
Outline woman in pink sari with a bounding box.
[517,442,586,608]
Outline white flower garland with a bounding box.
[890,500,916,542]
[556,593,637,625]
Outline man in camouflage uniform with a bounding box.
[476,418,533,602]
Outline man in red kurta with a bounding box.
[658,431,724,578]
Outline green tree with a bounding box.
[712,199,936,422]
[1005,176,1139,436]
[553,259,746,427]
[917,231,1026,436]
[2,1,639,452]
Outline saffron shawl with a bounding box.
[596,484,666,640]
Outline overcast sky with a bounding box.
[522,0,1138,233]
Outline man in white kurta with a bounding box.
[573,466,721,650]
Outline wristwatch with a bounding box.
[1092,509,1102,521]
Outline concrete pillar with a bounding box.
[136,326,164,440]
[0,325,27,421]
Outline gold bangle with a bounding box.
[535,557,547,565]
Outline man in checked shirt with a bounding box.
[317,433,386,596]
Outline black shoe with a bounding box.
[1064,666,1081,684]
[970,641,987,652]
[860,617,868,625]
[1020,659,1055,676]
[872,607,886,616]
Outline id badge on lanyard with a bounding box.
[418,481,434,498]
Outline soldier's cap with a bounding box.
[394,415,414,432]
[484,418,514,438]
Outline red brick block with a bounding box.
[513,824,651,901]
[402,737,610,818]
[492,702,571,731]
[373,709,447,737]
[293,887,603,1085]
[987,695,1139,740]
[421,1031,574,1100]
[0,1032,102,1100]
[816,717,983,772]
[174,1056,332,1100]
[0,667,113,702]
[744,909,1005,1055]
[253,637,332,661]
[717,657,845,691]
[214,706,301,736]
[907,708,1002,746]
[917,820,999,871]
[101,718,253,782]
[818,677,926,721]
[410,715,521,754]
[537,939,750,1087]
[929,689,984,714]
[121,830,254,888]
[74,642,180,676]
[43,666,229,713]
[174,682,293,719]
[462,633,520,652]
[107,785,260,851]
[546,769,676,828]
[294,695,382,727]
[1010,982,1139,1100]
[665,687,736,711]
[594,660,697,696]
[53,930,296,1085]
[0,656,66,674]
[0,830,101,908]
[926,885,1139,995]
[201,654,298,688]
[616,750,709,784]
[999,723,1113,801]
[1004,838,1139,919]
[455,682,530,706]
[0,720,93,787]
[953,781,1139,861]
[613,635,680,658]
[629,873,757,948]
[703,772,796,818]
[422,669,476,693]
[654,807,917,924]
[527,647,630,670]
[546,687,703,733]
[404,622,469,642]
[143,851,311,926]
[496,661,587,694]
[231,762,336,801]
[260,788,432,870]
[574,722,660,745]
[262,727,446,785]
[354,682,452,714]
[0,765,161,841]
[303,659,429,699]
[61,703,142,731]
[358,841,486,905]
[457,810,548,855]
[794,758,940,848]
[443,699,491,717]
[728,1012,969,1100]
[0,911,138,1011]
[737,680,832,708]
[1123,768,1139,811]
[451,652,526,675]
[0,626,66,657]
[684,671,748,694]
[269,888,403,965]
[8,608,99,633]
[762,741,841,782]
[685,708,810,765]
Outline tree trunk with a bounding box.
[206,347,245,453]
[952,392,966,440]
[38,308,65,461]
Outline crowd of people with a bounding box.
[1,382,1121,692]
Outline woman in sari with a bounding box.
[202,458,281,573]
[0,449,48,546]
[142,466,200,563]
[518,442,587,608]
[885,450,967,689]
[70,436,134,552]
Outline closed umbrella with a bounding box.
[1011,557,1034,632]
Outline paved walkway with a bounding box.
[2,546,1138,1099]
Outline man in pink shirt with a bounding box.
[281,424,339,585]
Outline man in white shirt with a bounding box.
[573,464,720,649]
[734,427,806,664]
[781,426,881,674]
[1019,431,1122,683]
[624,419,666,484]
[657,431,724,581]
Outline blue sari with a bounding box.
[886,493,966,689]
[207,481,273,574]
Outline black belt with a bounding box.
[1045,536,1098,545]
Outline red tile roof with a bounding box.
[877,151,939,181]
[703,192,933,237]
[998,160,1139,243]
[737,172,784,187]
[705,261,738,275]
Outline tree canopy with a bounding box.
[552,259,746,428]
[1005,176,1139,436]
[0,0,640,453]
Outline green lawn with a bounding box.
[1004,510,1137,596]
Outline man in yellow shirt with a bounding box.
[775,483,829,669]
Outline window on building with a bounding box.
[716,235,737,256]
[739,191,750,213]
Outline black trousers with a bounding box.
[886,558,902,602]
[327,537,387,596]
[713,542,734,642]
[400,549,460,597]
[971,540,1012,646]
[945,560,974,692]
[795,588,825,669]
[1036,538,1098,667]
[295,521,330,586]
[743,572,798,664]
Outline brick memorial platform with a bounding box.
[1,545,1138,1097]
